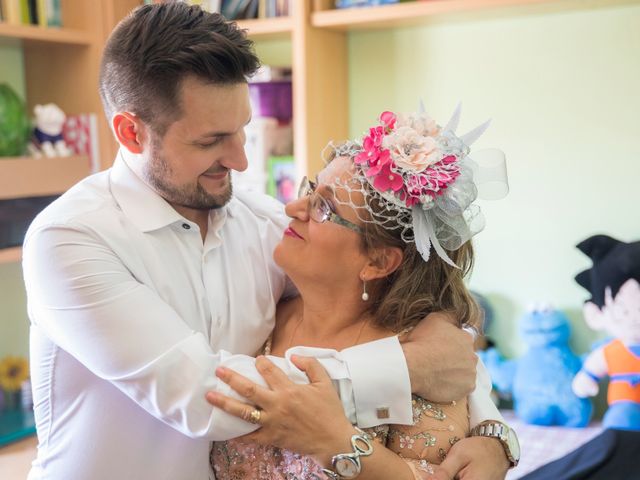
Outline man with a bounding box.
[23,3,512,479]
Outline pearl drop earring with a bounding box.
[362,279,369,302]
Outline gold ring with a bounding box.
[248,408,261,424]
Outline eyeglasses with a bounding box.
[298,176,363,234]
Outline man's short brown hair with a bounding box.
[99,2,260,135]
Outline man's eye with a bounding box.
[198,138,223,148]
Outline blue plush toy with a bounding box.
[479,304,593,427]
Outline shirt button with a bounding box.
[182,223,191,230]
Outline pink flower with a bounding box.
[370,126,385,147]
[366,149,391,176]
[355,135,380,165]
[380,111,397,131]
[371,162,404,192]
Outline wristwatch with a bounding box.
[322,428,374,479]
[470,420,520,467]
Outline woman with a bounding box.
[208,107,515,479]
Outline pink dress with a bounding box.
[211,394,469,479]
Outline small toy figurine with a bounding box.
[29,103,73,158]
[572,235,640,431]
[480,304,592,427]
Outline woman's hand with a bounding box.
[429,436,510,480]
[206,354,355,465]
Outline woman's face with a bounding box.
[273,156,370,289]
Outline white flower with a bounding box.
[384,126,441,172]
[410,113,440,137]
[398,435,415,449]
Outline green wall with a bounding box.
[0,43,25,100]
[0,263,28,357]
[348,1,640,357]
[0,44,27,358]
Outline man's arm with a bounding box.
[24,223,265,440]
[401,313,478,402]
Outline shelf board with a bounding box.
[236,16,293,40]
[0,155,91,200]
[312,0,558,30]
[0,22,93,46]
[0,247,21,264]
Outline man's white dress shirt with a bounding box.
[23,153,501,480]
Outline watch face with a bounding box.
[335,457,359,478]
[507,429,521,461]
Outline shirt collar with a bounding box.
[110,151,231,233]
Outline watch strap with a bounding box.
[322,428,374,479]
[471,421,519,467]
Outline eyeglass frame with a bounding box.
[297,176,363,234]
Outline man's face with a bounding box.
[142,77,251,210]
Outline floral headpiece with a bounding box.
[329,103,508,267]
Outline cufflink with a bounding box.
[376,407,390,419]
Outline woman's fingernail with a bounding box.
[205,392,218,403]
[216,366,228,379]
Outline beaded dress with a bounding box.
[211,335,469,479]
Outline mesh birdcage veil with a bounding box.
[321,105,508,267]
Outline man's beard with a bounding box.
[144,141,233,210]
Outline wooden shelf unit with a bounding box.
[0,156,91,200]
[0,247,22,264]
[311,0,558,30]
[0,23,93,45]
[0,1,139,264]
[236,16,293,40]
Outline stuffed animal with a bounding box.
[29,103,72,158]
[479,304,592,426]
[572,235,640,431]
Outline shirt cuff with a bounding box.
[469,358,504,427]
[341,336,412,428]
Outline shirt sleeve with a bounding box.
[469,358,504,427]
[23,223,267,441]
[340,337,413,427]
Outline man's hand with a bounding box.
[401,313,477,402]
[430,436,511,480]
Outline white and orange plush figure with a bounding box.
[572,235,640,430]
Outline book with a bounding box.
[4,1,22,26]
[62,114,101,173]
[45,0,61,27]
[221,0,258,20]
[27,0,38,25]
[19,0,29,24]
[37,0,47,27]
[336,0,399,8]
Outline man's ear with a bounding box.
[112,112,147,154]
[361,246,404,281]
